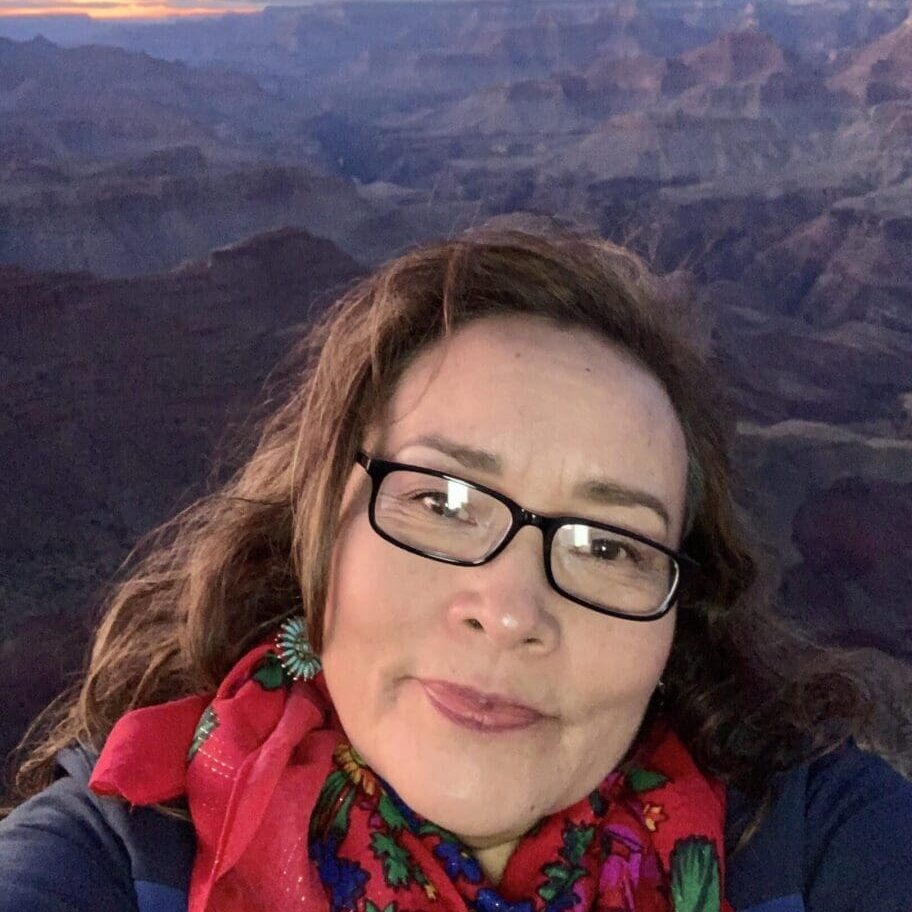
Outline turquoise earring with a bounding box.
[275,615,322,682]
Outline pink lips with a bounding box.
[419,679,545,732]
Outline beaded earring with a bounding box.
[275,615,322,682]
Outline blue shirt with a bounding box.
[1,739,910,911]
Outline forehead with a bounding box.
[370,316,688,531]
[386,316,680,439]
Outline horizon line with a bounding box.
[0,4,262,17]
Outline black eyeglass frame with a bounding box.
[356,451,699,622]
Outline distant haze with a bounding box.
[0,0,447,24]
[0,1,330,25]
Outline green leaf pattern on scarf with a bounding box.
[537,823,595,903]
[187,704,219,763]
[625,767,669,793]
[334,789,357,838]
[371,832,414,888]
[669,836,721,912]
[377,792,410,833]
[313,770,346,815]
[367,830,437,896]
[252,652,288,690]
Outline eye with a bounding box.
[410,491,476,524]
[585,537,643,563]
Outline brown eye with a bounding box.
[589,538,643,563]
[412,491,472,522]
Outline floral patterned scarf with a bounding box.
[89,639,734,912]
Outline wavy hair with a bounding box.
[2,229,885,857]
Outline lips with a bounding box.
[418,679,545,732]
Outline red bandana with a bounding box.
[89,640,735,912]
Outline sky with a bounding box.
[0,0,263,19]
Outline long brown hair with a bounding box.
[2,229,886,856]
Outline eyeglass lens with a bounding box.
[373,469,676,617]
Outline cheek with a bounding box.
[320,522,398,750]
[322,519,386,650]
[320,520,446,764]
[322,516,438,664]
[564,610,675,715]
[322,472,369,642]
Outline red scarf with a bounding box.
[89,640,735,912]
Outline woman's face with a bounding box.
[320,314,688,849]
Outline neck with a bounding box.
[468,838,520,885]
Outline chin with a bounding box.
[398,776,540,842]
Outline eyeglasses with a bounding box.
[355,451,698,621]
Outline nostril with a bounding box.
[465,618,484,631]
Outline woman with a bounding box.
[1,230,910,912]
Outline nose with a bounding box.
[446,527,559,653]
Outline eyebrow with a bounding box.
[397,433,671,530]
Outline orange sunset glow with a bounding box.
[0,1,260,16]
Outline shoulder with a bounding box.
[0,744,194,912]
[0,746,137,912]
[801,740,912,910]
[725,739,912,912]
